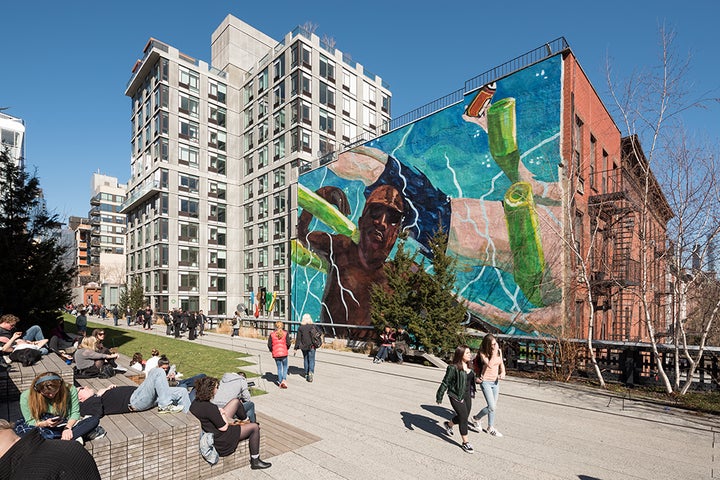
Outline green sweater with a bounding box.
[436,365,467,403]
[20,386,80,425]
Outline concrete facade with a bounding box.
[122,15,391,316]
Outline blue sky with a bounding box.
[3,0,718,219]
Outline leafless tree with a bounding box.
[607,25,720,393]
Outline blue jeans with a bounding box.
[375,345,392,361]
[275,356,288,383]
[301,348,316,375]
[475,379,500,428]
[23,325,48,355]
[243,400,256,423]
[130,367,191,412]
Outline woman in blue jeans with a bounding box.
[268,321,291,388]
[294,314,320,382]
[472,334,506,437]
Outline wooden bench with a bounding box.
[76,363,267,479]
[0,351,74,402]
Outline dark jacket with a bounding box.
[294,324,319,351]
[436,365,467,403]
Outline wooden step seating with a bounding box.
[0,351,74,401]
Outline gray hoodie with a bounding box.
[211,372,251,407]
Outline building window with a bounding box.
[245,226,254,246]
[245,251,254,269]
[273,217,286,239]
[209,203,226,223]
[319,136,334,156]
[258,145,268,169]
[179,197,199,218]
[258,222,268,244]
[244,204,253,223]
[179,272,199,291]
[258,120,268,144]
[273,136,285,160]
[273,54,285,80]
[179,67,199,93]
[179,246,199,267]
[209,80,226,104]
[258,197,268,219]
[244,131,254,151]
[342,70,356,93]
[179,173,199,193]
[209,154,226,175]
[179,119,199,143]
[258,67,269,92]
[573,116,584,193]
[244,183,253,201]
[273,110,285,134]
[364,83,376,105]
[179,93,199,117]
[258,248,268,268]
[273,191,286,213]
[243,84,253,103]
[273,243,286,265]
[209,105,226,127]
[178,144,199,168]
[258,174,268,195]
[381,93,390,113]
[209,181,226,200]
[273,169,286,189]
[209,226,226,246]
[319,109,335,135]
[244,107,254,128]
[319,82,335,108]
[179,222,199,243]
[244,156,254,176]
[209,129,226,151]
[363,108,376,129]
[273,82,285,107]
[319,54,335,81]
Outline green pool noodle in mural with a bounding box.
[297,184,360,244]
[503,182,545,306]
[291,239,328,273]
[487,97,521,183]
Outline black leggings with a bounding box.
[238,422,261,456]
[449,393,472,436]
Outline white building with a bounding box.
[0,112,26,168]
[121,15,392,316]
[89,173,126,305]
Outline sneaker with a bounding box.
[461,442,474,454]
[158,404,184,414]
[307,372,314,383]
[75,436,84,445]
[114,367,128,373]
[468,421,481,433]
[443,421,454,436]
[487,427,503,437]
[86,426,106,441]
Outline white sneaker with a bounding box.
[487,427,503,437]
[158,404,184,414]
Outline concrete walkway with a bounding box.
[90,316,718,479]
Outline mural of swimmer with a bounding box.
[293,55,565,337]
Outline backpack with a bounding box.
[311,326,323,349]
[9,348,42,367]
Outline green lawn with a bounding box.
[62,314,258,382]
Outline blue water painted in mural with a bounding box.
[293,56,563,335]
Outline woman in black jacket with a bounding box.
[436,345,476,454]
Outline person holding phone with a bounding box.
[14,372,104,444]
[472,334,506,437]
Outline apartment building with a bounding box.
[89,173,127,305]
[0,112,25,168]
[122,15,391,316]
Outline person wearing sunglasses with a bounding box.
[15,372,103,444]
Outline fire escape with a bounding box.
[588,166,641,341]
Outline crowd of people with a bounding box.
[2,304,508,475]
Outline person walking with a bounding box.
[294,314,321,382]
[436,345,476,454]
[267,321,291,388]
[472,334,506,437]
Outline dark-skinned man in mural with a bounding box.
[297,184,406,340]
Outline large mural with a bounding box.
[292,55,564,338]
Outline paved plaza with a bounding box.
[93,317,718,479]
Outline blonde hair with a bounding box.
[79,335,97,350]
[300,314,313,325]
[274,321,285,339]
[0,314,19,326]
[29,372,69,420]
